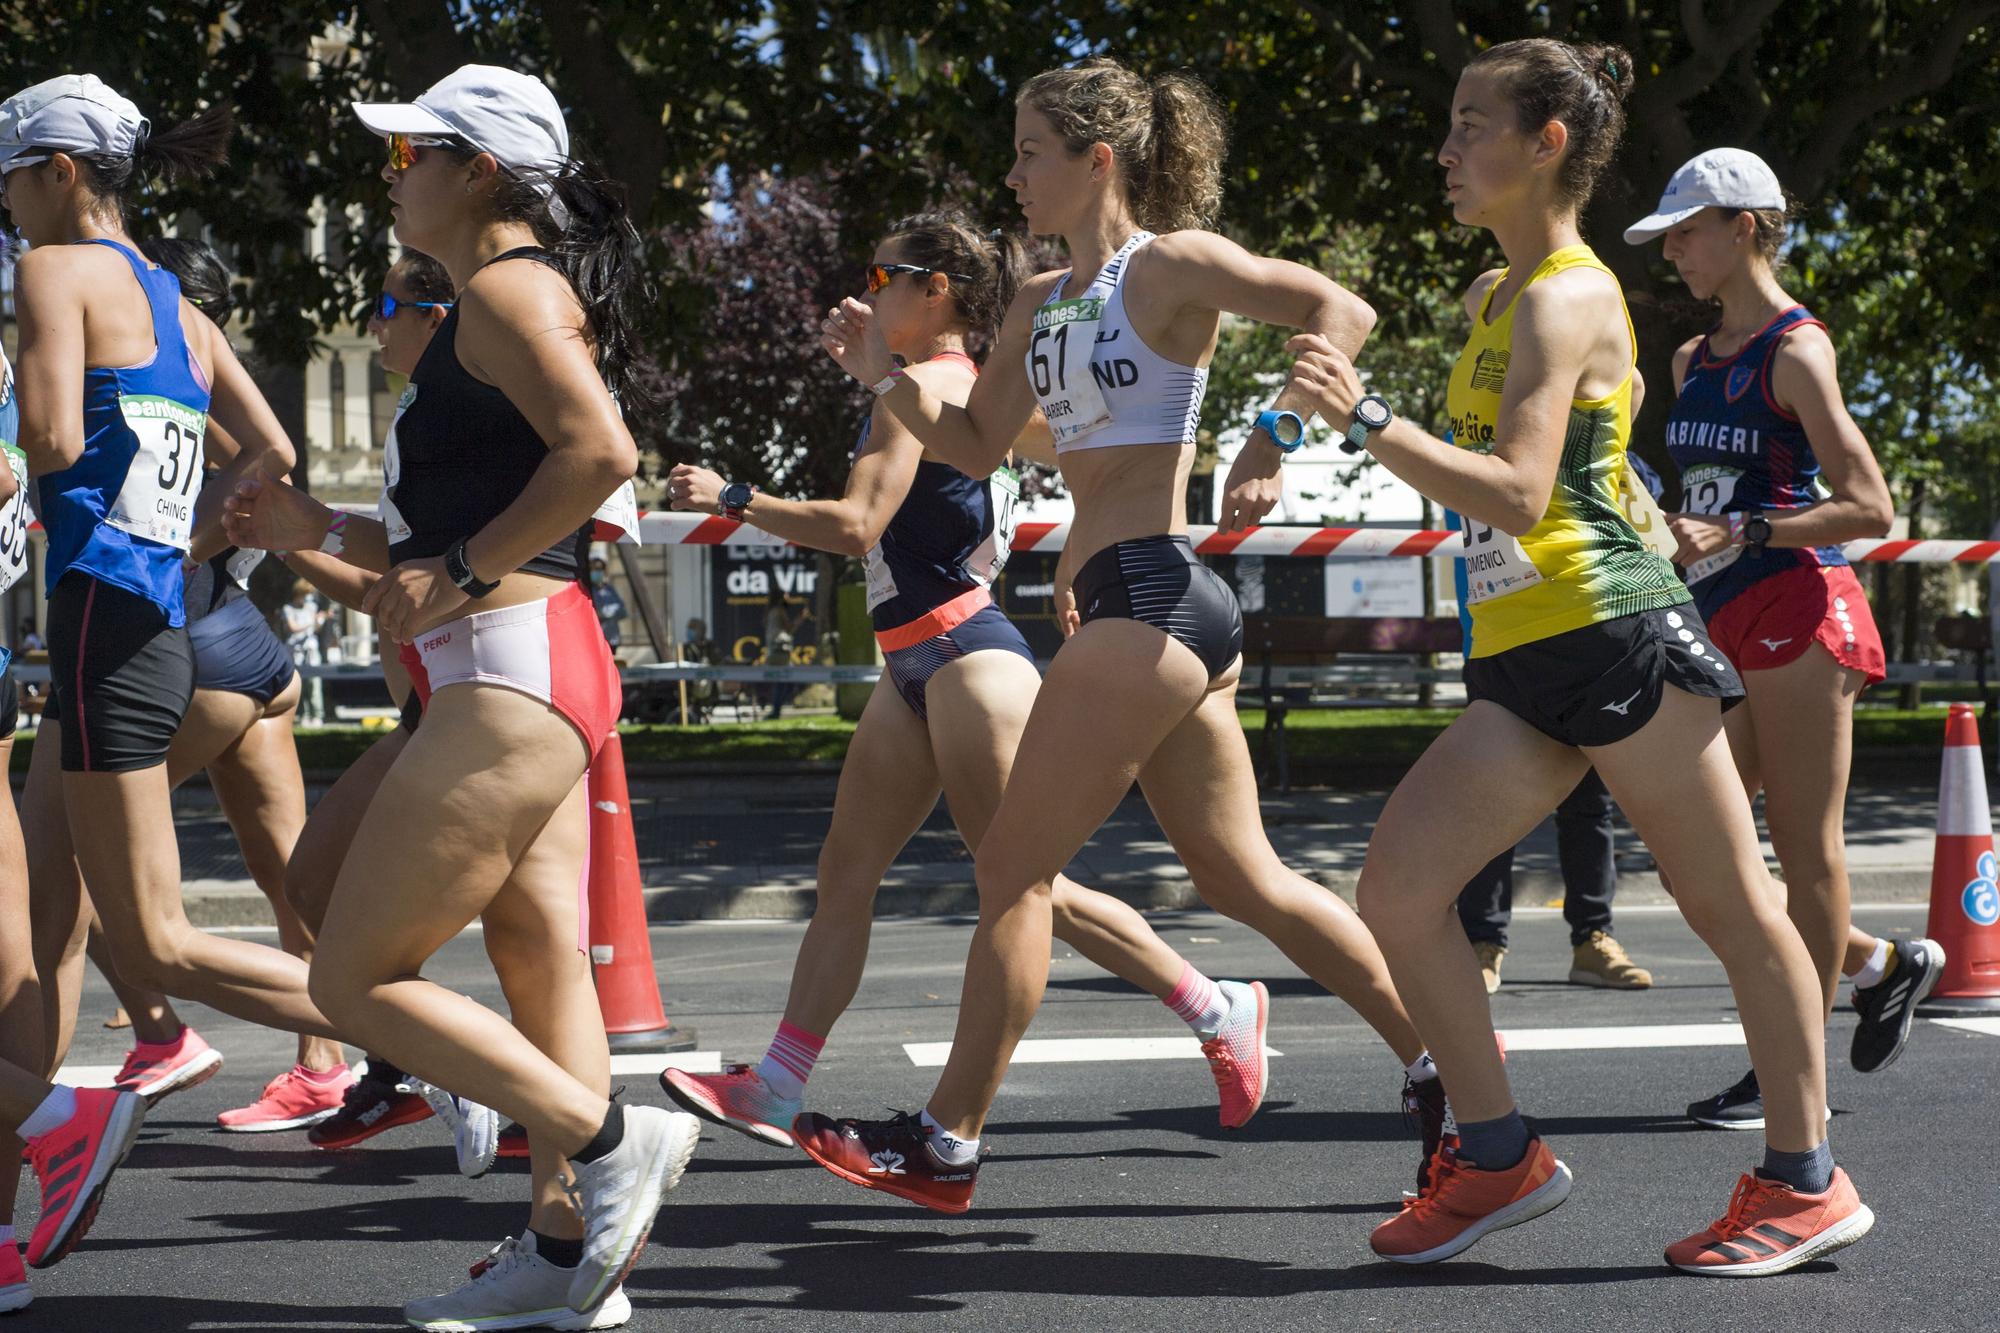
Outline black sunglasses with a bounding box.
[866,263,973,294]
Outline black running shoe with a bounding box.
[792,1110,981,1213]
[308,1057,434,1149]
[1403,1075,1449,1193]
[1687,1069,1764,1130]
[1851,937,1945,1074]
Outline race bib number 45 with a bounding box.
[1029,297,1111,446]
[107,394,205,551]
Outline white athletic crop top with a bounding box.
[1029,231,1209,454]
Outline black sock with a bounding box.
[366,1054,405,1084]
[1758,1140,1834,1195]
[1455,1110,1531,1171]
[570,1102,626,1165]
[529,1229,584,1269]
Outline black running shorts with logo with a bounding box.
[45,573,196,773]
[1462,603,1743,749]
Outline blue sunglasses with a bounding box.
[371,291,451,321]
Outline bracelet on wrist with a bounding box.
[319,512,350,557]
[1727,513,1747,547]
[868,367,906,398]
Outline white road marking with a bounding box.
[1929,1017,2000,1038]
[53,1064,123,1088]
[1497,1023,1746,1051]
[609,1051,722,1075]
[904,1037,1283,1068]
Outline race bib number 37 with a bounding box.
[107,394,205,551]
[1029,297,1112,446]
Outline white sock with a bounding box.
[17,1085,78,1141]
[1851,937,1891,989]
[920,1109,979,1166]
[1405,1052,1439,1083]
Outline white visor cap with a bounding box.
[353,64,568,175]
[1624,148,1785,244]
[0,74,148,170]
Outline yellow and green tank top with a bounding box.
[1448,244,1688,658]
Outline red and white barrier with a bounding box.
[629,512,2000,563]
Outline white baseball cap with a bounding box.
[352,64,568,175]
[0,74,148,171]
[1623,148,1785,244]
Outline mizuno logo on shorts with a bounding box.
[1601,689,1642,716]
[1759,637,1792,652]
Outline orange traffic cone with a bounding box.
[1918,704,2000,1014]
[586,731,698,1051]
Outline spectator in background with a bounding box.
[590,556,626,651]
[762,590,803,719]
[16,620,41,652]
[280,581,328,725]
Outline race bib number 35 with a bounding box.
[107,394,205,551]
[1029,297,1111,446]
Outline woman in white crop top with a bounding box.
[803,57,1442,1213]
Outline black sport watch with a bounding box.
[1742,511,1772,555]
[720,481,756,521]
[444,536,499,598]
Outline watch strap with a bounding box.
[445,537,499,598]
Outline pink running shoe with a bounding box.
[1200,979,1270,1129]
[661,1065,801,1148]
[0,1236,27,1313]
[24,1087,146,1268]
[112,1027,223,1106]
[217,1064,358,1132]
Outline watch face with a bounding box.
[722,484,751,510]
[1272,412,1305,446]
[1356,396,1392,429]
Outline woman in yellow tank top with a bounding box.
[1286,37,1871,1276]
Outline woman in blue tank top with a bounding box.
[659,210,1268,1149]
[1626,151,1935,1115]
[0,73,336,1287]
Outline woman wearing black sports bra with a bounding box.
[806,58,1433,1212]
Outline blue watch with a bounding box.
[1253,409,1307,454]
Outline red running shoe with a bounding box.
[0,1236,27,1313]
[1371,1137,1571,1264]
[496,1120,530,1159]
[792,1111,980,1214]
[1199,980,1269,1129]
[111,1027,222,1106]
[24,1087,146,1268]
[217,1064,357,1132]
[307,1062,434,1150]
[1666,1169,1873,1276]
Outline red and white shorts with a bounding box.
[1706,563,1887,687]
[399,581,621,953]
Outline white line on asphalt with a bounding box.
[1930,1017,2000,1038]
[1496,1023,1746,1051]
[610,1052,722,1075]
[903,1037,1284,1068]
[55,1065,121,1087]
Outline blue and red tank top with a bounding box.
[855,351,1020,647]
[35,238,210,625]
[1665,304,1846,615]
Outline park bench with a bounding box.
[1241,613,1463,791]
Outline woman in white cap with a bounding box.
[0,72,341,1274]
[1624,151,1936,1121]
[221,64,693,1327]
[1281,38,1869,1274]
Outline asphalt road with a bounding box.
[22,903,1997,1331]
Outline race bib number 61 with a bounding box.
[107,394,205,551]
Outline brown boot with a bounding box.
[1568,930,1652,989]
[1473,941,1506,995]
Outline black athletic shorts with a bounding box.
[398,685,423,733]
[1463,603,1744,749]
[1074,534,1242,681]
[0,666,17,739]
[45,573,195,773]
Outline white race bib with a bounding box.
[1618,463,1679,561]
[1030,297,1112,446]
[966,465,1020,587]
[1461,518,1544,605]
[862,542,897,612]
[591,479,640,544]
[225,546,266,587]
[1681,463,1743,582]
[106,395,204,551]
[379,385,413,545]
[0,444,30,596]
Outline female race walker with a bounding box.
[1284,39,1872,1275]
[65,237,357,1129]
[0,339,147,1314]
[1623,150,1935,1126]
[806,58,1436,1214]
[1,74,342,1147]
[663,210,1278,1144]
[223,65,694,1322]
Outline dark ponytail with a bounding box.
[882,209,1030,348]
[138,235,234,327]
[1466,38,1634,211]
[454,148,654,412]
[80,103,232,210]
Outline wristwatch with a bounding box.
[1252,409,1307,454]
[1742,510,1772,554]
[1340,394,1394,455]
[720,481,757,521]
[444,536,498,599]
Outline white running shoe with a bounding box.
[402,1233,630,1330]
[414,1081,501,1179]
[563,1107,700,1313]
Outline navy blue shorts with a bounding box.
[1074,534,1242,681]
[189,595,296,705]
[881,603,1036,722]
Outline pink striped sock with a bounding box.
[756,1021,825,1101]
[1165,962,1229,1035]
